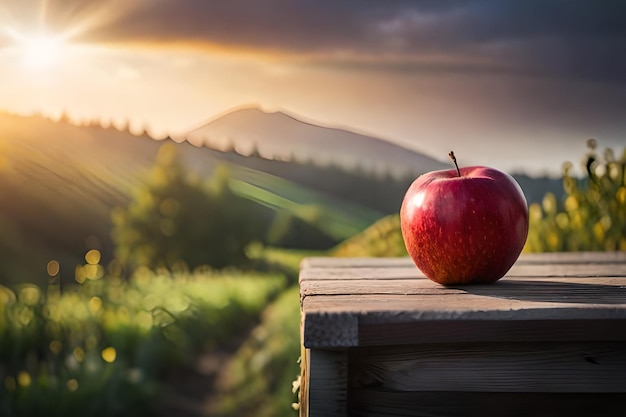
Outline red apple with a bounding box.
[400,152,528,285]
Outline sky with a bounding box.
[0,0,625,176]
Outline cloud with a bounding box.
[3,0,626,82]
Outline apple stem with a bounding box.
[449,151,461,177]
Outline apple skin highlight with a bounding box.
[400,166,529,285]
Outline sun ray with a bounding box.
[0,0,145,71]
[19,31,65,69]
[1,0,144,48]
[37,0,50,26]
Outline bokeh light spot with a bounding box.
[17,371,31,387]
[47,260,60,276]
[73,347,85,362]
[18,285,41,305]
[85,264,105,280]
[66,378,79,392]
[75,265,87,284]
[101,346,117,363]
[85,249,101,265]
[89,296,102,313]
[49,340,62,354]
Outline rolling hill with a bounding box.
[0,111,386,286]
[0,112,164,285]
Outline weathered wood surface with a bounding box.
[348,391,626,417]
[304,350,348,417]
[301,251,626,268]
[300,261,626,281]
[300,252,626,417]
[351,341,626,393]
[300,252,626,348]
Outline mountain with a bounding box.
[186,106,449,177]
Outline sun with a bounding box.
[2,26,69,70]
[18,32,67,70]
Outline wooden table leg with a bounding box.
[301,349,348,417]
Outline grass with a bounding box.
[211,286,301,417]
[0,269,286,417]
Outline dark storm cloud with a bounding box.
[3,0,626,82]
[104,1,472,52]
[116,0,626,82]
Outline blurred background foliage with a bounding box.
[111,143,271,272]
[0,139,624,417]
[0,268,285,416]
[524,140,626,252]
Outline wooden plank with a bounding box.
[301,279,464,297]
[300,251,626,270]
[305,349,348,417]
[302,292,626,347]
[303,293,626,319]
[302,311,358,348]
[518,251,626,264]
[301,277,626,299]
[300,263,626,281]
[350,342,626,393]
[357,319,626,346]
[300,266,425,281]
[348,391,626,417]
[508,263,626,277]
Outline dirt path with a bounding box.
[158,327,254,417]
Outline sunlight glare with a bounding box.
[19,32,66,69]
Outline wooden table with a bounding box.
[298,252,626,417]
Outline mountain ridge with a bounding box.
[186,106,449,177]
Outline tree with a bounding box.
[111,143,268,272]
